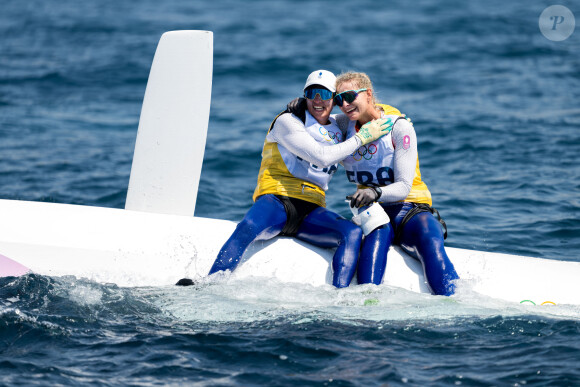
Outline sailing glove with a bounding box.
[355,117,393,145]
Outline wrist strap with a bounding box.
[371,186,382,200]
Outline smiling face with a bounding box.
[335,80,377,125]
[304,85,334,125]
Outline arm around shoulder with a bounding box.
[270,113,361,167]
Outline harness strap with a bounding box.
[390,116,409,149]
[392,116,408,127]
[394,203,448,244]
[267,98,307,134]
[276,195,319,236]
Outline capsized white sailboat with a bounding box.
[1,31,579,306]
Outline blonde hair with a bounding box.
[335,72,379,105]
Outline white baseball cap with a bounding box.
[303,70,336,92]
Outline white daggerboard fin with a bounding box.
[125,30,213,216]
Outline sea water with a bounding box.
[1,0,580,385]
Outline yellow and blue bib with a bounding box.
[252,111,342,207]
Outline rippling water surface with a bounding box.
[1,0,580,385]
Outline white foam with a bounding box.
[67,281,103,306]
[146,276,580,324]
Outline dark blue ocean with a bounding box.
[2,0,580,385]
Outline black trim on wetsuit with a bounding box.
[276,195,320,236]
[395,203,448,244]
[268,98,307,134]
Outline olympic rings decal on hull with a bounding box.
[519,300,557,306]
[352,144,378,161]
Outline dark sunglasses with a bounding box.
[333,88,368,106]
[304,88,334,101]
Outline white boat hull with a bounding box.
[1,198,578,306]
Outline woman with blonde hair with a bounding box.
[335,71,459,295]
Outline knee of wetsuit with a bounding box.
[332,227,361,288]
[357,226,392,285]
[343,223,363,245]
[235,217,257,235]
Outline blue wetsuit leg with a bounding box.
[295,207,363,288]
[209,195,286,275]
[397,212,459,296]
[357,223,394,285]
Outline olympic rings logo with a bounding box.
[520,300,556,306]
[351,144,378,161]
[318,127,342,143]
